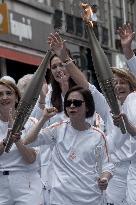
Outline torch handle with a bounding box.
[4,50,52,153]
[119,116,126,134]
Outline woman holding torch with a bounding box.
[0,79,43,205]
[47,31,136,205]
[24,85,114,205]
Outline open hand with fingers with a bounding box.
[48,32,69,61]
[117,23,135,48]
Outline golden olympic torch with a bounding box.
[80,3,126,134]
[4,50,52,152]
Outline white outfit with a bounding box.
[117,92,136,205]
[30,120,114,205]
[39,112,67,205]
[0,117,43,205]
[88,83,131,205]
[31,86,105,205]
[126,55,136,75]
[31,87,68,205]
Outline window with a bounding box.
[114,0,123,32]
[66,14,74,34]
[102,27,108,45]
[75,17,83,37]
[115,39,122,51]
[53,10,62,30]
[114,16,123,33]
[127,1,134,23]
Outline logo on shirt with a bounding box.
[68,149,76,160]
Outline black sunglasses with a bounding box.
[65,99,85,107]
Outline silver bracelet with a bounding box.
[62,58,75,66]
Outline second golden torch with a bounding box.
[4,50,52,152]
[80,3,126,134]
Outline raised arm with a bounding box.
[24,107,57,145]
[48,32,89,89]
[117,23,135,60]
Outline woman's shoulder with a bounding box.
[91,125,105,134]
[48,119,69,130]
[124,91,136,106]
[91,126,107,142]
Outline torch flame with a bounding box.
[80,3,94,27]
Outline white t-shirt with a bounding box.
[88,83,134,162]
[30,120,114,205]
[118,91,136,158]
[0,117,40,172]
[127,55,136,76]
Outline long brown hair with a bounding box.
[50,53,76,112]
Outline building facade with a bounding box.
[0,0,136,84]
[0,0,53,81]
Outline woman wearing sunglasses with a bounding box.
[24,86,113,205]
[47,32,136,205]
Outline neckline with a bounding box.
[69,121,92,132]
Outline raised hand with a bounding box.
[48,32,69,61]
[117,23,135,48]
[43,107,58,121]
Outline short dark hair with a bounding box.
[64,86,95,118]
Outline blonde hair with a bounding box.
[0,79,21,108]
[17,74,33,96]
[112,67,136,92]
[1,76,16,84]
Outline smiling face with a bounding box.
[0,84,17,114]
[113,74,131,104]
[65,91,86,121]
[50,56,69,83]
